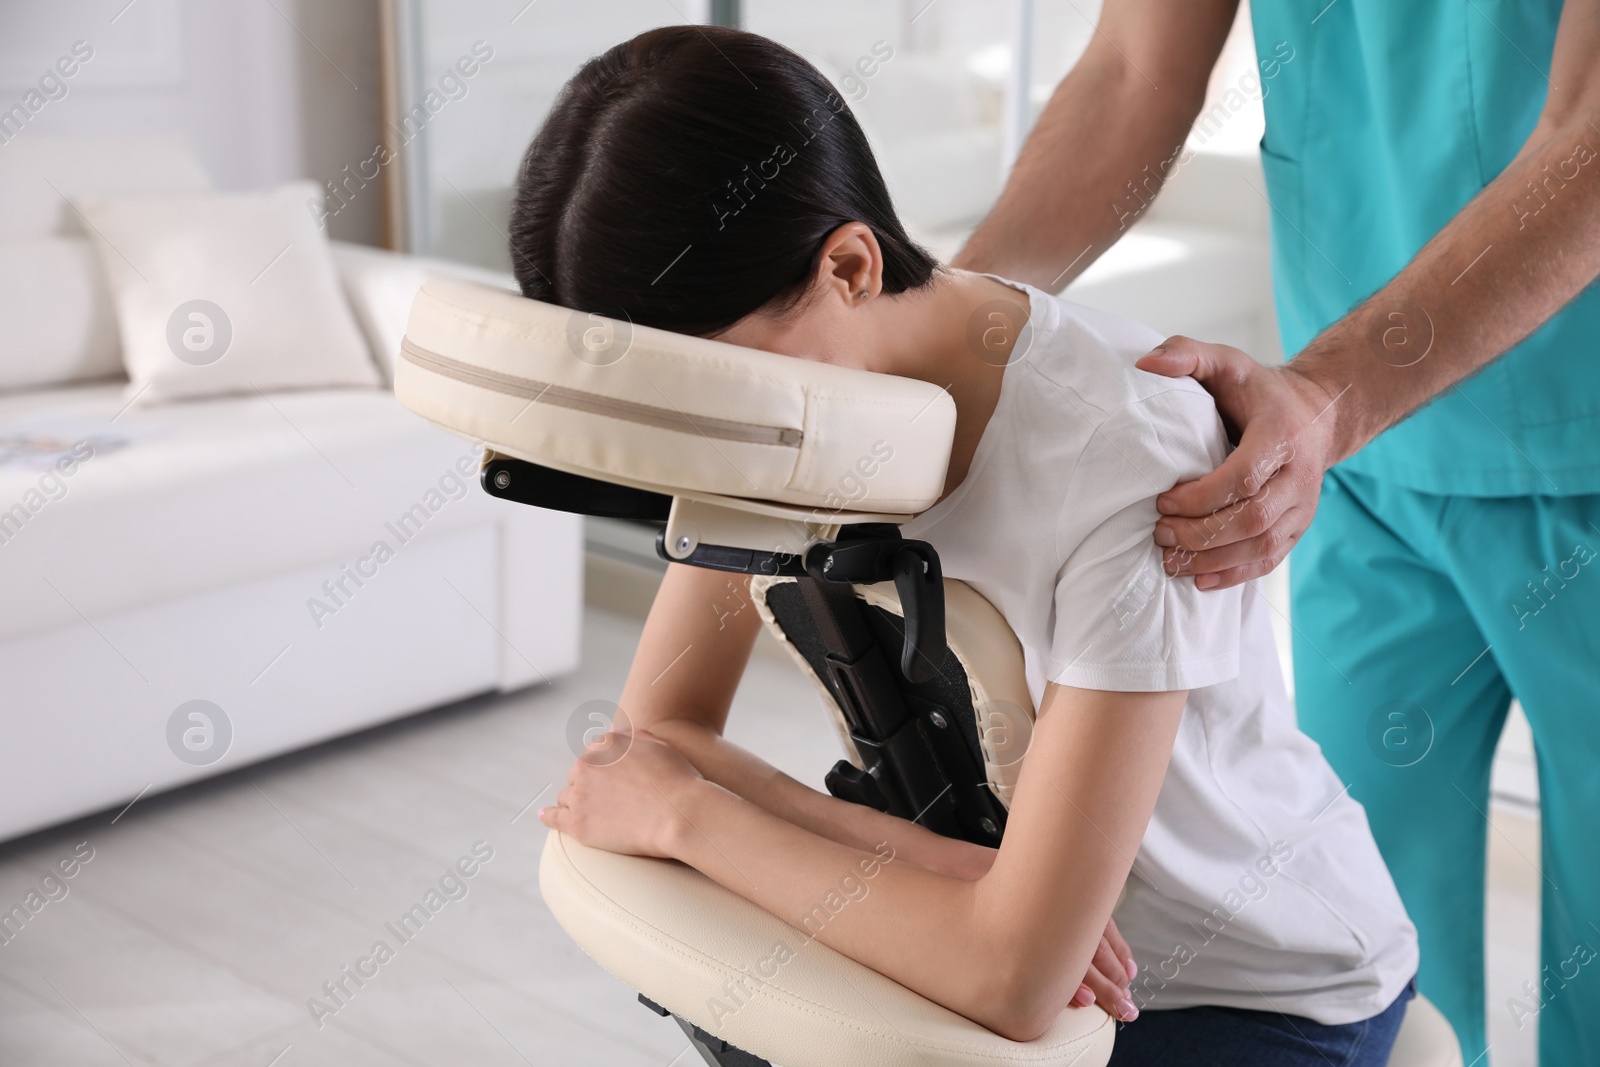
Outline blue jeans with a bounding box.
[1105,979,1415,1067]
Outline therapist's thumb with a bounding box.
[1135,337,1202,378]
[1138,335,1258,388]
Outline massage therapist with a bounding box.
[957,3,1600,1063]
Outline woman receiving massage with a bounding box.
[527,26,1418,1066]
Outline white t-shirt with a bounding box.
[898,279,1418,1025]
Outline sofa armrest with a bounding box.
[330,240,516,383]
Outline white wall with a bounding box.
[0,0,383,244]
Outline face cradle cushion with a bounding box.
[394,281,1460,1067]
[395,278,958,520]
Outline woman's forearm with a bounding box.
[549,687,1179,1041]
[666,776,1038,1037]
[647,719,995,879]
[657,687,1182,1041]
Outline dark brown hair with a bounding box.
[508,25,937,335]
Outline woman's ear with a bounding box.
[811,221,885,306]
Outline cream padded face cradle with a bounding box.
[394,279,958,515]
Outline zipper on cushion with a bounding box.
[401,339,803,448]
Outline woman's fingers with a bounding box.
[1071,919,1139,1018]
[1075,937,1138,1021]
[540,781,583,831]
[1079,966,1125,1017]
[1091,934,1129,989]
[1102,916,1136,981]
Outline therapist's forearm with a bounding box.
[1293,109,1600,467]
[1293,0,1600,465]
[954,44,1209,290]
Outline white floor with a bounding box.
[0,604,1544,1067]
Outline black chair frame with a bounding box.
[484,455,1012,1066]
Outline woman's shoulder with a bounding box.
[1016,287,1226,462]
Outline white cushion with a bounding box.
[0,237,122,392]
[0,384,499,643]
[541,830,1113,1067]
[74,182,381,404]
[0,133,213,241]
[395,279,957,516]
[330,241,515,384]
[1390,996,1463,1067]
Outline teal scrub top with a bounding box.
[1248,0,1600,496]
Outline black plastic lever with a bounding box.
[804,537,947,683]
[888,542,944,683]
[823,760,891,814]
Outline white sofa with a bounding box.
[0,135,582,843]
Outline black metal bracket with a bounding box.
[481,453,671,521]
[478,458,947,681]
[639,996,771,1067]
[645,521,949,688]
[803,536,946,683]
[652,530,809,578]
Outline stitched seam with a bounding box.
[403,340,802,447]
[427,303,920,399]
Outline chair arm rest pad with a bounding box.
[539,830,1113,1067]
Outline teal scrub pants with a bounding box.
[1291,468,1600,1065]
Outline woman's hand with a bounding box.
[1072,917,1141,1021]
[538,729,704,859]
[642,718,744,789]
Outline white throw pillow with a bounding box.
[330,240,517,383]
[74,182,381,403]
[0,236,123,393]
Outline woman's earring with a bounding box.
[857,290,869,300]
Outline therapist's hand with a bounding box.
[1136,337,1343,590]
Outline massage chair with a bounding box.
[394,278,1463,1067]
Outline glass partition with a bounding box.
[385,0,710,268]
[742,0,1017,257]
[384,0,1258,269]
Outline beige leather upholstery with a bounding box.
[540,829,1114,1067]
[394,279,957,516]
